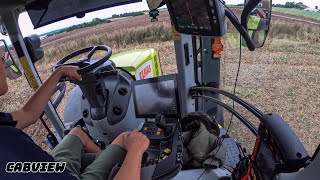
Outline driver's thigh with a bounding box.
[50,134,84,178]
[79,144,127,180]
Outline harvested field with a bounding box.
[0,10,319,155]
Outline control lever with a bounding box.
[155,114,172,137]
[142,152,148,166]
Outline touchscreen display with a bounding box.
[133,75,179,118]
[169,0,212,30]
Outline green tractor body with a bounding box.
[111,48,162,80]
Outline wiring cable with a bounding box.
[191,87,264,119]
[192,95,258,135]
[227,34,242,133]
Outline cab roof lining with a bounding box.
[0,0,142,29]
[0,0,35,10]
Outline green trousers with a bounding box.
[50,134,127,180]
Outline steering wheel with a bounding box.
[55,45,112,75]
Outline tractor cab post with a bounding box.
[0,9,65,140]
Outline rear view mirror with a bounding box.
[244,0,272,48]
[0,25,8,35]
[24,34,44,63]
[0,39,22,79]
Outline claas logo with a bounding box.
[139,65,152,80]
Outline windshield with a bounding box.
[26,0,142,28]
[8,0,320,157]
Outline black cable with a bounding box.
[193,95,258,135]
[191,87,263,118]
[225,9,255,51]
[39,113,53,134]
[40,113,59,148]
[219,0,240,22]
[218,0,256,52]
[228,35,243,130]
[241,0,262,30]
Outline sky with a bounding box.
[1,0,319,43]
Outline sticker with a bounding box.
[257,9,267,19]
[20,57,39,90]
[136,60,153,80]
[212,38,224,59]
[172,26,180,41]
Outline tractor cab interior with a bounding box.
[0,0,319,179]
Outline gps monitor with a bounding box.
[165,0,226,36]
[132,74,180,118]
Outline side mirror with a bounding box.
[243,0,272,48]
[0,39,22,79]
[0,25,8,35]
[24,34,44,63]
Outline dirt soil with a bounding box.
[0,11,319,155]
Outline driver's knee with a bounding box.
[111,131,130,149]
[69,127,89,145]
[69,127,84,136]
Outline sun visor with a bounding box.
[26,0,142,28]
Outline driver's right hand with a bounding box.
[125,129,150,155]
[56,66,82,81]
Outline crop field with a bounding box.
[273,7,320,20]
[0,10,319,155]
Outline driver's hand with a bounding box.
[125,129,150,155]
[56,66,82,81]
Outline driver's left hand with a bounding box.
[56,66,82,81]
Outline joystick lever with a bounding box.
[155,114,172,137]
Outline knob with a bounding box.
[155,114,172,136]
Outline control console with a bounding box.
[131,75,183,179]
[138,115,183,179]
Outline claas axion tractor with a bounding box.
[0,0,319,179]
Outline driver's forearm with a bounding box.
[12,69,63,129]
[114,151,142,180]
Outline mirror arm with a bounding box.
[225,9,255,51]
[0,39,14,59]
[241,0,262,30]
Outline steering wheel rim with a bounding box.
[55,45,112,75]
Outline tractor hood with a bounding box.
[23,0,142,28]
[111,48,158,77]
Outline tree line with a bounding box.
[111,11,145,18]
[273,2,308,10]
[235,2,309,10]
[62,18,111,32]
